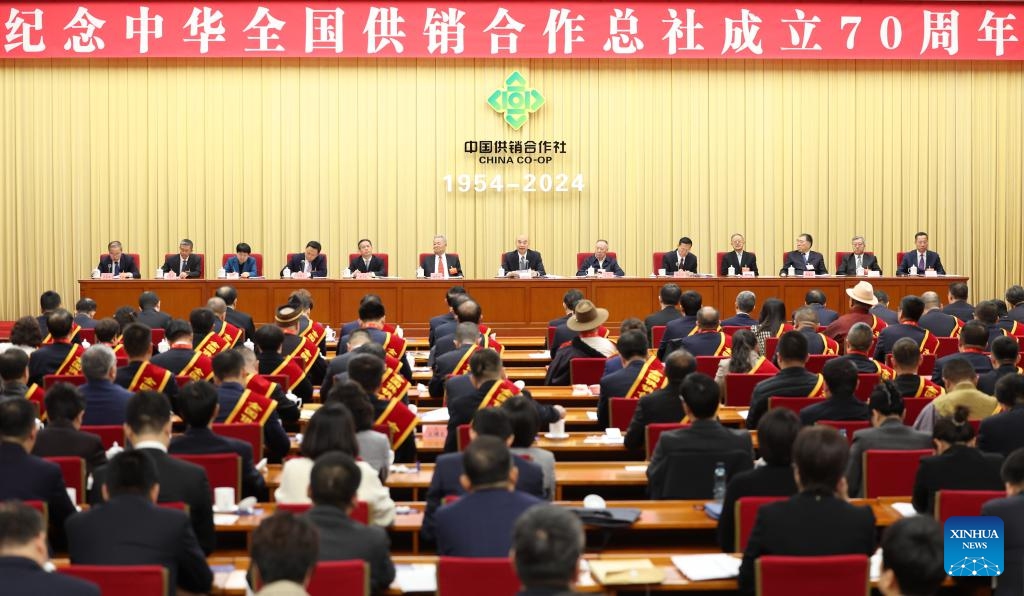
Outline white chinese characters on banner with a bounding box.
[543,8,584,55]
[126,6,163,54]
[978,10,1018,57]
[305,8,343,53]
[63,6,105,53]
[603,8,643,54]
[182,6,225,54]
[244,6,285,52]
[483,7,524,54]
[662,8,704,54]
[424,7,465,54]
[5,8,45,52]
[364,6,405,54]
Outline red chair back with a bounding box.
[212,423,264,460]
[45,456,85,504]
[724,373,775,407]
[308,560,368,596]
[696,356,727,377]
[150,328,165,348]
[835,251,875,271]
[546,326,557,350]
[816,420,870,444]
[0,320,14,341]
[934,490,1005,524]
[756,554,868,596]
[81,425,125,449]
[935,337,959,357]
[768,396,826,416]
[863,449,933,498]
[437,557,518,596]
[348,253,389,275]
[764,336,780,360]
[736,496,787,551]
[901,397,933,425]
[609,397,639,431]
[78,328,96,343]
[855,374,880,401]
[575,251,618,271]
[652,252,665,275]
[645,422,688,459]
[804,354,836,373]
[569,358,606,385]
[457,424,471,451]
[61,565,168,596]
[277,501,369,524]
[896,251,907,269]
[221,252,264,277]
[173,453,241,496]
[276,502,312,514]
[651,325,667,348]
[43,374,86,389]
[722,326,745,337]
[163,253,205,276]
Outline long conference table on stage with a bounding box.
[80,276,968,330]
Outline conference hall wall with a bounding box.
[1,57,1021,319]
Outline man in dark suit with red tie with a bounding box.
[780,233,828,275]
[96,240,140,279]
[161,238,203,278]
[720,233,759,276]
[501,235,546,277]
[897,232,946,275]
[348,238,388,277]
[421,235,463,278]
[661,237,698,274]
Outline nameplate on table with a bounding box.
[354,272,374,279]
[422,425,448,440]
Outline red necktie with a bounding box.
[436,256,442,274]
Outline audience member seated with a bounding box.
[89,391,215,555]
[932,321,994,386]
[273,304,327,387]
[136,291,172,331]
[597,331,651,428]
[274,403,395,527]
[252,325,311,415]
[825,281,888,343]
[792,306,839,356]
[31,383,107,473]
[305,452,396,593]
[918,291,963,337]
[28,310,84,386]
[429,286,467,348]
[717,408,800,552]
[113,323,177,400]
[250,512,319,596]
[657,290,703,360]
[976,300,1012,350]
[676,307,733,357]
[874,296,939,362]
[348,353,417,464]
[870,290,900,326]
[878,516,946,596]
[503,395,556,500]
[0,349,35,401]
[0,398,76,550]
[942,282,975,322]
[0,316,43,357]
[738,426,876,594]
[978,336,1021,395]
[890,338,944,399]
[601,318,645,376]
[751,299,792,356]
[747,332,825,429]
[434,435,543,557]
[800,358,871,426]
[623,350,697,451]
[803,289,839,326]
[324,381,391,482]
[319,329,371,397]
[544,300,616,385]
[845,382,932,498]
[213,349,292,463]
[67,451,212,593]
[644,283,683,336]
[721,291,757,328]
[837,322,895,380]
[979,374,1024,457]
[512,505,586,596]
[169,380,268,501]
[216,286,257,341]
[912,406,1004,515]
[913,357,998,433]
[150,319,214,381]
[430,299,500,366]
[429,322,484,398]
[981,448,1024,596]
[0,501,98,596]
[647,374,754,499]
[714,329,778,402]
[421,408,544,545]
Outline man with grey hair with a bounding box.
[837,323,895,380]
[429,322,485,397]
[793,306,839,355]
[836,235,882,275]
[512,505,586,595]
[161,238,203,278]
[722,291,757,327]
[206,296,242,348]
[421,235,463,278]
[918,291,963,337]
[79,344,134,425]
[96,240,140,279]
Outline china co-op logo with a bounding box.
[487,71,544,130]
[944,516,1003,577]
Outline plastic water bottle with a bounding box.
[727,266,735,276]
[712,461,727,504]
[787,265,796,277]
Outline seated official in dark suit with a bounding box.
[96,240,141,279]
[0,398,77,551]
[0,349,36,403]
[870,290,900,326]
[78,345,134,426]
[878,516,947,596]
[977,337,1021,397]
[896,231,946,275]
[792,306,840,356]
[114,322,178,401]
[720,233,758,276]
[283,240,328,278]
[746,331,826,430]
[150,319,214,381]
[981,449,1024,596]
[426,296,482,365]
[320,329,371,397]
[623,350,697,451]
[890,338,945,399]
[136,291,173,331]
[224,242,259,278]
[800,358,871,426]
[68,451,212,594]
[1006,284,1024,324]
[918,291,963,337]
[89,391,215,555]
[434,435,544,557]
[838,323,896,379]
[675,307,732,358]
[942,282,975,322]
[576,239,625,276]
[874,296,939,363]
[845,382,933,498]
[835,236,882,276]
[347,353,418,464]
[661,237,698,275]
[657,291,703,360]
[501,235,546,277]
[647,374,754,499]
[27,309,84,386]
[170,380,268,501]
[429,286,467,347]
[803,289,839,326]
[931,322,994,386]
[429,323,480,398]
[721,291,757,328]
[422,408,544,545]
[348,238,388,277]
[912,406,1004,514]
[0,502,99,596]
[214,346,292,464]
[73,298,98,330]
[31,383,107,474]
[644,284,683,339]
[421,235,464,278]
[249,511,320,595]
[304,452,396,593]
[216,286,257,341]
[979,374,1024,457]
[718,409,801,552]
[597,331,652,428]
[512,505,587,596]
[779,233,828,275]
[160,238,203,278]
[738,426,876,594]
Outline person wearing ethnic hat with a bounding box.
[543,300,616,385]
[275,304,327,392]
[824,280,888,344]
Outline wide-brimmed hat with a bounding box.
[275,305,302,325]
[845,281,878,306]
[567,300,609,332]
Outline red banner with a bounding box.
[1,2,1020,59]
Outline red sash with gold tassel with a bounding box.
[918,329,940,356]
[179,352,215,381]
[26,383,45,420]
[749,357,779,375]
[378,356,411,402]
[480,334,505,356]
[128,362,172,393]
[374,398,419,450]
[270,358,307,391]
[478,379,521,409]
[225,389,278,425]
[245,374,280,400]
[299,320,326,346]
[383,332,408,361]
[452,345,480,376]
[819,333,840,355]
[712,333,733,356]
[808,374,827,397]
[196,332,230,358]
[284,336,320,378]
[623,357,668,400]
[219,322,243,348]
[55,344,85,375]
[913,376,945,399]
[869,315,888,336]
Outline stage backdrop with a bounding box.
[0,57,1021,319]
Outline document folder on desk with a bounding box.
[589,559,665,585]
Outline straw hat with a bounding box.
[845,281,879,306]
[567,300,610,332]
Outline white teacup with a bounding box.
[548,420,565,436]
[214,487,236,511]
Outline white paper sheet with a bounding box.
[671,554,741,581]
[395,563,438,592]
[890,502,917,517]
[419,407,450,423]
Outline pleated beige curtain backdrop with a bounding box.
[0,57,1020,319]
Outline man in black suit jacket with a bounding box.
[421,235,463,278]
[501,235,546,277]
[89,391,215,555]
[306,452,395,593]
[835,236,882,275]
[218,344,294,463]
[720,233,758,276]
[738,426,876,594]
[656,290,703,359]
[73,298,98,329]
[721,291,757,328]
[69,450,212,594]
[981,449,1024,596]
[943,282,975,322]
[803,290,839,326]
[0,502,99,596]
[31,383,107,474]
[27,310,84,386]
[1005,285,1024,324]
[96,241,141,278]
[931,323,994,386]
[623,351,696,451]
[136,291,172,331]
[897,232,946,275]
[978,373,1024,457]
[918,291,963,337]
[644,284,682,339]
[597,331,649,429]
[319,329,369,396]
[576,239,625,276]
[647,374,754,499]
[161,238,203,278]
[283,240,328,278]
[800,359,871,426]
[429,323,479,398]
[912,440,1004,515]
[428,286,467,347]
[660,237,698,274]
[779,233,828,275]
[0,399,77,551]
[348,238,388,276]
[977,336,1020,396]
[216,286,257,340]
